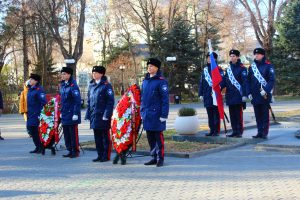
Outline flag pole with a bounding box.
[207,39,227,136]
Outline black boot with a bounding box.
[156,159,164,167]
[261,135,268,139]
[120,153,127,165]
[227,133,236,137]
[92,157,102,162]
[29,148,39,153]
[51,147,56,155]
[113,154,120,164]
[144,159,157,165]
[62,152,71,157]
[252,133,262,139]
[41,147,45,155]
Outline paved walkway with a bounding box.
[1,101,300,199]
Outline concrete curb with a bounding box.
[83,142,247,158]
[172,122,280,144]
[255,144,300,154]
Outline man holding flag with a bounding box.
[199,51,224,136]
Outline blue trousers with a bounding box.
[63,125,79,156]
[93,129,111,160]
[206,106,220,134]
[27,126,42,150]
[146,131,164,160]
[229,104,244,135]
[253,104,270,136]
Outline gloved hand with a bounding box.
[60,114,62,119]
[102,116,108,121]
[199,96,203,101]
[25,79,30,86]
[160,117,167,122]
[242,96,247,102]
[260,89,266,96]
[72,115,78,121]
[248,94,253,101]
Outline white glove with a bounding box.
[72,115,78,121]
[60,114,62,118]
[25,79,30,86]
[102,116,108,121]
[160,117,167,122]
[199,96,203,101]
[260,89,266,96]
[242,96,247,102]
[248,94,253,101]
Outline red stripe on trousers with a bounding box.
[160,132,165,158]
[75,125,79,154]
[240,104,244,134]
[107,130,112,160]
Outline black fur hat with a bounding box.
[61,67,73,75]
[147,58,161,69]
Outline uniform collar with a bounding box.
[254,57,266,65]
[145,70,162,80]
[90,76,108,85]
[61,77,73,86]
[30,84,40,90]
[230,59,241,67]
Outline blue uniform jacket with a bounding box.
[198,64,224,107]
[27,84,47,126]
[85,76,115,130]
[141,71,169,131]
[246,58,275,105]
[60,77,81,125]
[220,60,247,105]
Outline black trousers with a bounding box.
[93,129,111,160]
[206,106,220,134]
[229,104,244,135]
[63,125,79,155]
[27,125,42,150]
[253,104,270,136]
[146,131,164,160]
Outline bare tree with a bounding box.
[34,0,86,78]
[90,0,114,65]
[238,0,290,56]
[113,1,139,84]
[116,0,158,54]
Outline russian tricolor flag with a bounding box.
[209,48,224,120]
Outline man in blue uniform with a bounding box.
[199,52,222,136]
[142,58,169,167]
[60,67,81,158]
[247,48,275,139]
[220,50,247,138]
[85,66,114,163]
[27,74,47,153]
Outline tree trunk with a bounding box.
[22,1,29,81]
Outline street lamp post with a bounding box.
[119,65,126,95]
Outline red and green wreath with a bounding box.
[111,84,141,154]
[39,95,60,147]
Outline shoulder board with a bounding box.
[70,83,74,87]
[159,77,165,80]
[104,81,108,85]
[240,63,245,67]
[265,60,271,64]
[36,87,40,90]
